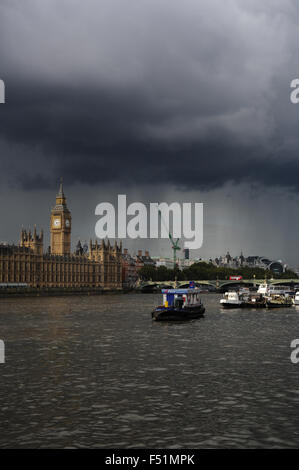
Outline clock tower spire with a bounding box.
[50,178,72,255]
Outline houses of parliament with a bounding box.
[0,181,122,289]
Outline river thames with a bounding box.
[0,293,299,448]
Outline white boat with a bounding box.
[293,291,299,305]
[220,291,247,309]
[238,287,251,295]
[257,283,293,297]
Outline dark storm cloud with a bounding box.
[1,0,299,191]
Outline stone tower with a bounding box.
[50,178,72,255]
[20,225,44,255]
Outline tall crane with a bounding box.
[158,209,181,269]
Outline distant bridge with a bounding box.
[139,279,299,290]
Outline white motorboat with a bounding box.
[293,291,299,306]
[220,291,247,309]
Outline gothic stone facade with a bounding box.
[0,182,122,289]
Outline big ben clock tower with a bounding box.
[50,178,72,255]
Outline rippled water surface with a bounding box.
[1,293,299,448]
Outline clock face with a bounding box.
[53,217,61,228]
[65,219,70,228]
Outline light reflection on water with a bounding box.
[0,293,299,448]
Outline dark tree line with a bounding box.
[138,262,298,282]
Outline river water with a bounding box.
[0,293,299,448]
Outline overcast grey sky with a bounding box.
[1,0,299,264]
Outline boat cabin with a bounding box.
[161,288,202,308]
[223,291,241,302]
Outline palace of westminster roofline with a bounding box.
[0,181,122,289]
